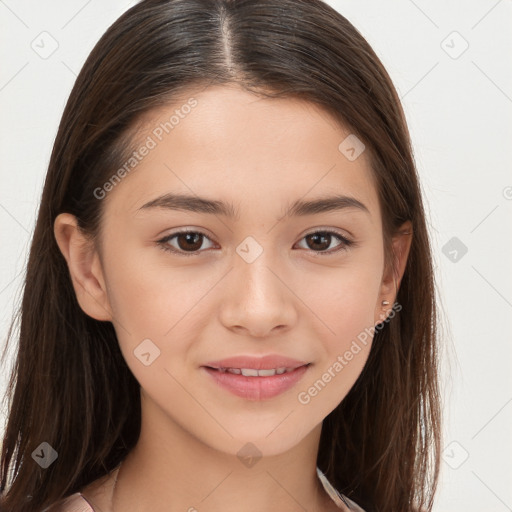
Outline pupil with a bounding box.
[174,233,333,252]
[308,233,330,251]
[179,233,202,251]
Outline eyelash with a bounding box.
[156,229,355,257]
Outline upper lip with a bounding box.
[203,355,309,370]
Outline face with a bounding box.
[59,84,400,458]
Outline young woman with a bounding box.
[0,1,441,511]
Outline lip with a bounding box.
[201,355,311,401]
[203,355,309,371]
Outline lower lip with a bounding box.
[202,365,310,400]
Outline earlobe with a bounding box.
[374,220,413,325]
[53,213,113,322]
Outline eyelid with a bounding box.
[301,226,352,240]
[296,228,354,255]
[156,228,216,256]
[156,227,355,256]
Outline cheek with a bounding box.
[300,257,383,338]
[102,246,216,374]
[102,254,196,405]
[293,256,382,405]
[103,244,197,333]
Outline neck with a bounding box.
[109,395,336,512]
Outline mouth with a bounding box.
[201,362,311,400]
[206,366,302,376]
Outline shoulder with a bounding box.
[339,493,367,512]
[47,466,118,511]
[45,493,94,512]
[316,467,367,512]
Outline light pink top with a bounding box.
[55,467,366,511]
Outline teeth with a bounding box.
[241,368,260,377]
[254,368,276,377]
[218,367,295,376]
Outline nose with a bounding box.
[218,246,298,338]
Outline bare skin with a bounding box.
[54,84,411,512]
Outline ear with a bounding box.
[374,220,413,325]
[53,213,113,322]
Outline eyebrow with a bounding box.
[137,193,370,219]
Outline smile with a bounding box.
[202,364,311,400]
[212,367,297,376]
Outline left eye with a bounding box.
[296,231,353,253]
[157,230,216,254]
[156,229,353,256]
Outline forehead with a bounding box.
[105,84,380,221]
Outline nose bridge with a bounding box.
[234,234,282,299]
[218,233,297,335]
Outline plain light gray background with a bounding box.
[1,1,511,510]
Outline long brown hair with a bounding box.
[0,1,441,510]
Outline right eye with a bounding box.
[156,230,217,256]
